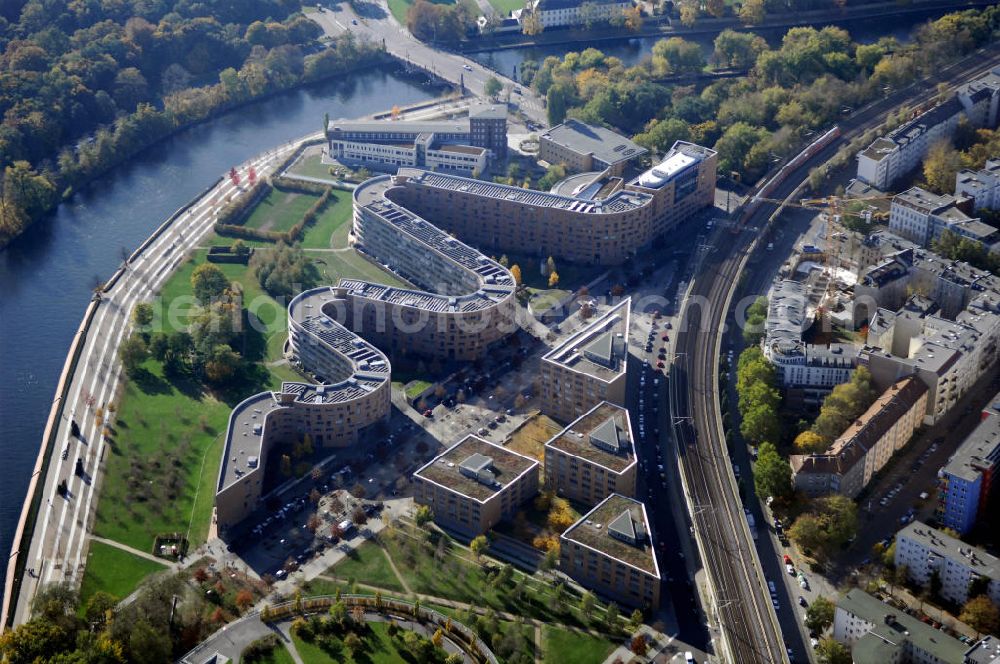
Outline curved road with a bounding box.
[2,139,307,627]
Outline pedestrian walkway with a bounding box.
[89,536,172,568]
[381,545,413,594]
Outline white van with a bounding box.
[685,653,696,664]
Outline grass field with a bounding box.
[327,540,405,593]
[292,623,420,664]
[287,153,339,182]
[487,0,526,15]
[389,0,476,27]
[243,188,316,234]
[541,625,616,664]
[248,642,297,664]
[78,540,168,605]
[299,190,352,249]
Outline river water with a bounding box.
[0,66,437,589]
[471,11,935,79]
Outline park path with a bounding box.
[275,622,306,664]
[89,536,172,568]
[380,545,414,595]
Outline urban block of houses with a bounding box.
[834,588,970,664]
[326,102,508,174]
[936,394,1000,535]
[514,0,632,30]
[538,119,647,177]
[888,186,997,250]
[762,278,857,404]
[540,298,630,424]
[956,159,1000,211]
[856,66,1000,191]
[847,233,1000,424]
[790,376,927,498]
[544,400,637,505]
[559,493,660,609]
[412,435,540,538]
[895,521,1000,608]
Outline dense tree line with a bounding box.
[0,1,383,247]
[521,8,1000,181]
[407,0,473,43]
[793,367,875,453]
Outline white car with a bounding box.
[463,64,473,71]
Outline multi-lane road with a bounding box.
[1,141,305,628]
[668,41,1000,664]
[308,1,547,124]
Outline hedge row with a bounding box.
[218,180,271,226]
[214,184,334,244]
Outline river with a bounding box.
[471,10,937,79]
[0,66,438,588]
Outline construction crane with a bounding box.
[750,193,894,269]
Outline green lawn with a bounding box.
[292,623,426,664]
[327,540,405,593]
[299,190,352,249]
[541,625,616,664]
[390,0,475,26]
[487,0,526,16]
[304,248,408,287]
[527,286,571,315]
[506,254,605,292]
[246,641,297,664]
[287,152,339,182]
[243,188,316,234]
[78,540,169,606]
[404,380,433,400]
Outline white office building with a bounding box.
[956,159,1000,211]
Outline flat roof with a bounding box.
[561,493,659,577]
[542,298,630,382]
[413,435,538,502]
[540,119,646,166]
[899,521,1000,581]
[941,405,1000,482]
[632,141,715,190]
[838,589,967,663]
[328,119,471,136]
[547,401,636,473]
[399,168,651,214]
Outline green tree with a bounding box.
[651,38,705,76]
[752,442,792,498]
[713,29,768,69]
[547,85,569,125]
[794,430,828,454]
[190,263,229,304]
[741,403,780,444]
[805,596,835,633]
[714,122,770,176]
[415,504,434,526]
[961,596,1000,635]
[204,344,241,385]
[470,534,488,560]
[132,302,154,330]
[816,638,851,664]
[485,76,502,99]
[580,591,596,620]
[604,602,620,631]
[738,0,765,25]
[119,333,149,375]
[633,118,691,154]
[923,139,964,194]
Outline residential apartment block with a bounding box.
[545,401,637,505]
[560,494,660,609]
[326,102,507,173]
[895,521,1000,607]
[215,288,392,535]
[384,141,716,266]
[413,435,540,538]
[762,279,857,403]
[851,237,1000,424]
[833,588,969,664]
[540,298,630,423]
[956,159,1000,211]
[937,397,1000,535]
[538,119,646,177]
[888,186,996,249]
[856,66,1000,191]
[791,376,927,498]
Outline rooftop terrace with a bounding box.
[543,299,630,381]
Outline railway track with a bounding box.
[667,42,1000,664]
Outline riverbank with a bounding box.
[0,47,446,254]
[0,68,442,628]
[457,0,996,53]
